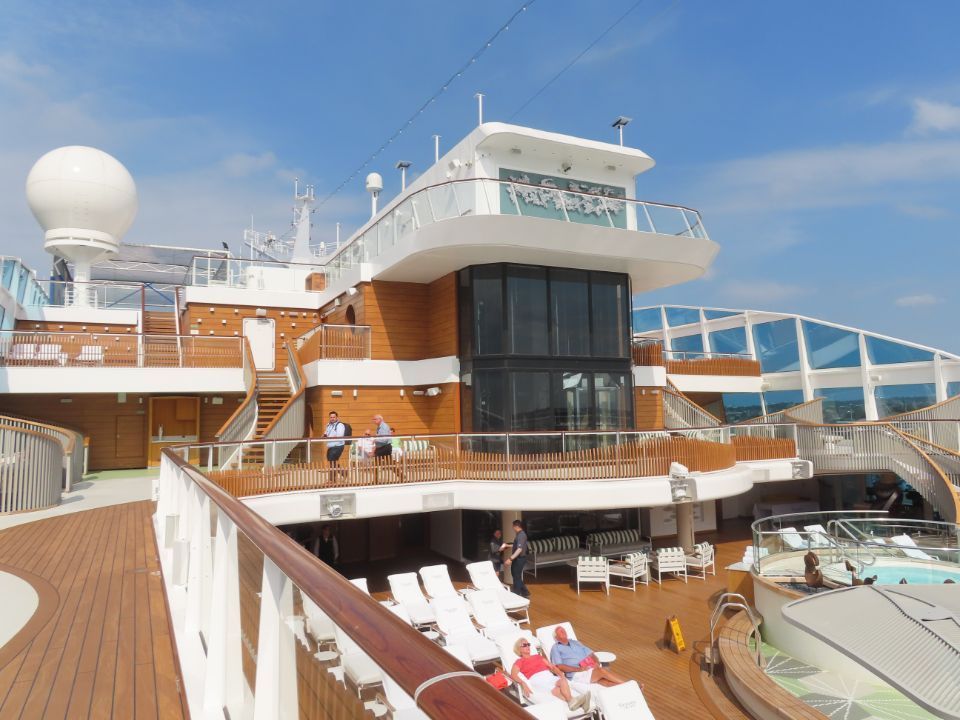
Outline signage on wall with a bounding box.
[500,169,627,228]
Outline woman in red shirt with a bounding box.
[509,637,591,711]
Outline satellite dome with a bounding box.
[365,172,383,193]
[26,146,138,262]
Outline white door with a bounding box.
[243,317,276,370]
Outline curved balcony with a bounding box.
[323,178,718,289]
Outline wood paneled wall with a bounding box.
[182,304,321,369]
[634,386,664,430]
[305,383,459,437]
[319,273,458,361]
[0,392,244,471]
[15,321,137,334]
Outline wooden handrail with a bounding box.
[215,337,258,439]
[162,450,528,718]
[0,413,77,455]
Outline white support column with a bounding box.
[859,333,879,421]
[743,312,757,359]
[934,353,947,402]
[699,308,710,354]
[675,502,695,553]
[185,484,212,637]
[501,510,522,542]
[660,306,672,352]
[253,558,299,720]
[794,317,814,402]
[203,511,245,717]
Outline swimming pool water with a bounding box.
[869,565,960,585]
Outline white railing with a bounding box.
[190,256,326,293]
[0,256,48,308]
[215,340,259,469]
[886,394,960,422]
[891,420,960,453]
[742,398,825,426]
[0,423,63,513]
[295,324,372,360]
[323,178,708,283]
[663,383,722,429]
[0,414,85,492]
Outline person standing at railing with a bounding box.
[372,414,393,458]
[323,411,347,470]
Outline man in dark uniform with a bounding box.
[314,525,339,567]
[489,528,507,575]
[504,519,530,597]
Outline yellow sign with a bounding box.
[663,615,686,653]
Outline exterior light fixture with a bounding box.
[396,160,412,191]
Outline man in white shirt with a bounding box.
[323,411,346,468]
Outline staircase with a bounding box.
[254,371,292,439]
[142,311,179,366]
[143,311,177,335]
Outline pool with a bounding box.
[868,564,960,585]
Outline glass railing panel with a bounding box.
[452,181,478,217]
[645,203,694,236]
[427,184,459,221]
[394,199,417,242]
[410,191,435,228]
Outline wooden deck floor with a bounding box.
[351,521,757,720]
[0,501,186,720]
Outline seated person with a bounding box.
[549,626,628,688]
[510,638,591,712]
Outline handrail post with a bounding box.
[203,510,244,715]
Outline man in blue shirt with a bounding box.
[549,626,628,687]
[372,414,393,458]
[322,411,346,469]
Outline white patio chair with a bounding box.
[387,572,436,628]
[430,596,498,665]
[466,560,530,624]
[77,345,105,364]
[608,552,649,590]
[467,588,522,642]
[576,557,609,595]
[888,534,935,560]
[596,680,655,719]
[651,548,687,584]
[8,344,36,364]
[685,542,715,581]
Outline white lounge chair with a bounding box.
[685,543,715,581]
[443,643,473,667]
[888,534,935,560]
[525,700,570,719]
[333,625,382,697]
[496,631,590,718]
[576,557,609,595]
[349,577,370,593]
[301,594,336,648]
[608,552,649,590]
[430,596,498,665]
[77,345,104,364]
[468,589,522,642]
[596,680,655,719]
[380,674,429,720]
[36,343,67,365]
[419,564,467,602]
[778,526,808,551]
[8,344,36,364]
[387,572,436,628]
[651,548,687,584]
[466,560,530,624]
[802,524,833,548]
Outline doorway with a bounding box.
[147,396,200,466]
[242,317,276,370]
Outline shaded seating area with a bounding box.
[528,535,584,576]
[586,529,651,558]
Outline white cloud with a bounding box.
[895,203,949,219]
[719,281,806,306]
[908,99,960,136]
[895,293,939,307]
[220,152,278,178]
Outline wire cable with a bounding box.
[317,0,538,208]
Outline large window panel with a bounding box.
[664,306,700,327]
[709,326,748,355]
[550,269,589,356]
[557,371,592,430]
[752,319,800,373]
[865,336,934,364]
[874,383,936,418]
[474,371,506,431]
[948,382,960,399]
[590,272,629,358]
[722,393,763,424]
[704,309,739,320]
[473,266,503,355]
[507,266,548,355]
[511,371,553,430]
[671,333,704,354]
[763,389,805,414]
[632,307,662,333]
[814,387,866,423]
[594,372,631,430]
[802,321,860,369]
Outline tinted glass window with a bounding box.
[704,309,739,320]
[948,382,960,398]
[590,272,628,357]
[763,389,805,414]
[595,372,630,429]
[507,266,548,355]
[511,372,553,430]
[814,387,866,423]
[802,321,860,369]
[671,334,704,354]
[558,371,591,430]
[474,371,506,431]
[709,326,748,355]
[632,308,662,333]
[752,319,800,373]
[665,306,700,327]
[722,393,763,423]
[874,383,936,418]
[473,266,503,355]
[865,336,934,364]
[550,269,589,356]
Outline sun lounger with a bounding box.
[419,564,468,602]
[387,572,436,628]
[468,588,521,642]
[888,534,935,560]
[430,596,498,665]
[466,560,530,624]
[778,526,808,551]
[596,680,655,719]
[802,524,833,548]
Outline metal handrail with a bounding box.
[708,593,764,674]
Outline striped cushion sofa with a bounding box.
[586,529,651,558]
[526,535,583,576]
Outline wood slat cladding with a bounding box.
[305,384,458,437]
[319,273,458,361]
[182,303,320,369]
[0,393,243,470]
[15,321,137,334]
[635,386,665,430]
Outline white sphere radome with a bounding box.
[25,146,138,256]
[365,172,384,193]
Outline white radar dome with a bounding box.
[365,172,383,193]
[26,146,138,264]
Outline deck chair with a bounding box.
[608,552,649,590]
[576,557,609,595]
[468,588,522,642]
[387,572,436,628]
[534,621,612,693]
[419,564,467,602]
[525,700,569,719]
[888,534,935,560]
[349,577,370,593]
[77,345,105,364]
[496,631,590,718]
[301,594,336,648]
[466,560,530,624]
[778,526,808,551]
[380,674,429,720]
[651,548,687,583]
[443,643,473,668]
[802,524,832,548]
[685,542,716,580]
[596,680,655,719]
[430,596,498,665]
[333,625,382,697]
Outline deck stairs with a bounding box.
[142,311,180,365]
[241,371,295,464]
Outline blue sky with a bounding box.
[2,1,960,350]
